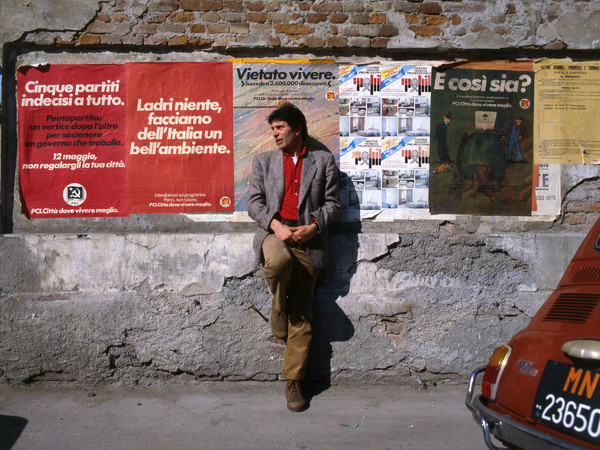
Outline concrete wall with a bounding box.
[2,0,600,386]
[0,229,591,385]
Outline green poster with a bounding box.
[430,67,534,216]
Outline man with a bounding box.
[359,150,371,167]
[504,117,525,162]
[247,103,340,412]
[409,77,419,93]
[408,149,421,167]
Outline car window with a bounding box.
[595,232,600,251]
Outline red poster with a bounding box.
[17,64,127,218]
[126,62,234,213]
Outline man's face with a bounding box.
[270,119,301,153]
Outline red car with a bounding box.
[466,218,600,449]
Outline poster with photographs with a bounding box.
[232,61,339,213]
[381,136,430,210]
[338,64,432,219]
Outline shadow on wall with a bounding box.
[307,173,360,386]
[0,238,44,293]
[0,415,28,450]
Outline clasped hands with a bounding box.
[270,219,318,246]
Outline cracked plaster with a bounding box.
[2,0,600,386]
[1,0,100,46]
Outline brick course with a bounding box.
[63,0,597,50]
[180,0,222,11]
[420,2,442,15]
[73,1,452,48]
[168,11,195,21]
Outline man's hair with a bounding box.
[268,102,308,141]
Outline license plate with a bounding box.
[532,360,600,445]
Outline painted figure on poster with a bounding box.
[456,130,513,203]
[504,117,525,162]
[433,112,452,172]
[247,102,340,413]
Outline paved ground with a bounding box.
[0,381,486,449]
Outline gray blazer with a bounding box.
[247,144,340,269]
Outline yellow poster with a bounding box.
[534,59,600,164]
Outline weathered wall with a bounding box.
[0,229,590,385]
[3,0,600,50]
[2,0,600,386]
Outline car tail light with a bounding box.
[481,344,511,401]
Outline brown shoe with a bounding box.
[270,310,288,339]
[286,380,307,412]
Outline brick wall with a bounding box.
[49,0,598,51]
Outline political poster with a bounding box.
[534,59,600,165]
[338,63,432,218]
[126,62,234,214]
[16,59,561,221]
[429,63,534,216]
[17,64,127,218]
[533,163,561,216]
[232,61,339,212]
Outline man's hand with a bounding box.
[270,220,318,246]
[290,223,318,244]
[270,219,294,244]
